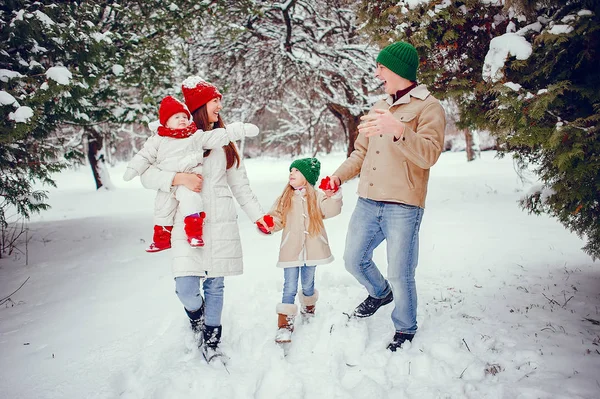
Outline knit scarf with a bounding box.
[157,122,198,139]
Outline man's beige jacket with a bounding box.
[333,84,446,208]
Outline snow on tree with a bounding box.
[0,1,199,227]
[485,0,600,259]
[186,0,380,156]
[357,0,509,161]
[358,0,600,259]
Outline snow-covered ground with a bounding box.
[1,151,598,399]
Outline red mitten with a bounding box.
[319,176,339,192]
[256,214,274,234]
[264,214,274,228]
[256,222,269,234]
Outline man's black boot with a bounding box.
[387,332,414,352]
[351,290,393,318]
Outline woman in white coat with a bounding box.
[140,76,267,362]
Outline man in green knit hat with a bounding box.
[325,41,446,351]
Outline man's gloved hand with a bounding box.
[319,176,339,192]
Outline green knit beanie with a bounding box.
[290,157,321,186]
[376,41,419,82]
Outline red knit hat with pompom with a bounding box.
[181,76,222,114]
[159,96,190,126]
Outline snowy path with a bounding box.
[0,152,598,399]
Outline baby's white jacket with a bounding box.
[123,122,259,181]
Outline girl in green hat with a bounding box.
[260,157,343,344]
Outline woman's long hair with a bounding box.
[192,105,240,170]
[274,183,324,237]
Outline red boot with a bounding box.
[184,212,206,247]
[146,225,173,253]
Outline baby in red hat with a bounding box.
[124,95,259,252]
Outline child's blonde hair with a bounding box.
[275,183,324,237]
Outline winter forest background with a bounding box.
[1,0,599,259]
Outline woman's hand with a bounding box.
[173,172,203,192]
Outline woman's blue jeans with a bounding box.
[344,197,424,334]
[175,276,224,327]
[282,265,316,304]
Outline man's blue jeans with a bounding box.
[282,265,316,304]
[175,276,224,327]
[344,197,424,334]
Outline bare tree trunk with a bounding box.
[87,131,104,189]
[464,128,475,162]
[322,127,333,154]
[327,103,361,157]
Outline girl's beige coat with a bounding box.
[269,189,342,268]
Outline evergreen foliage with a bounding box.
[489,1,600,259]
[356,0,507,129]
[357,0,600,259]
[0,1,196,226]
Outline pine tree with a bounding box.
[358,0,600,259]
[0,1,197,227]
[356,0,507,139]
[487,0,600,259]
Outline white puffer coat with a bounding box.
[140,144,264,278]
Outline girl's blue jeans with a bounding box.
[344,197,424,334]
[175,276,224,327]
[282,265,316,304]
